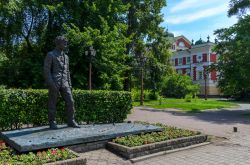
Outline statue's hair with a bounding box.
[55,36,68,45]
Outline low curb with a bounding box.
[107,134,208,159]
[45,149,87,165]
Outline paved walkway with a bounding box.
[81,103,250,165]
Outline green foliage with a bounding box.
[0,141,76,165]
[228,0,250,17]
[112,123,200,147]
[214,3,250,98]
[0,0,172,92]
[184,94,193,102]
[161,74,200,98]
[0,89,132,130]
[63,21,129,90]
[131,89,159,101]
[123,0,172,91]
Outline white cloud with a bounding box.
[167,5,228,24]
[170,0,221,13]
[171,30,185,37]
[213,16,238,29]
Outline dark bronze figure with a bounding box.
[44,36,80,129]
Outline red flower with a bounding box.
[61,148,65,151]
[51,149,57,154]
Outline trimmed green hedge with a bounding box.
[0,89,132,130]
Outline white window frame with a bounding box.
[186,57,190,64]
[178,58,182,65]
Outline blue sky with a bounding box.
[161,0,238,42]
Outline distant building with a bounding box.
[170,35,220,96]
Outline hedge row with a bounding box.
[0,89,132,130]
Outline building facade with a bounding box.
[171,35,220,96]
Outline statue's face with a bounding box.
[56,40,67,51]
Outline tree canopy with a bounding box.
[0,0,172,91]
[214,0,250,98]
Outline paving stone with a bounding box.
[67,103,250,165]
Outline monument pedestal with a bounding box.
[0,123,162,153]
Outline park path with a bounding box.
[81,103,250,165]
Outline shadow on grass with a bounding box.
[185,109,203,113]
[242,112,250,117]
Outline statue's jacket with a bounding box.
[44,49,72,88]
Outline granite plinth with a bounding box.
[0,123,162,152]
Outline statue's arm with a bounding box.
[67,56,72,89]
[44,53,55,87]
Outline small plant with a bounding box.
[0,140,77,164]
[112,123,200,147]
[184,94,193,102]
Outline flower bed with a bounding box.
[107,123,207,159]
[112,123,200,147]
[0,140,86,165]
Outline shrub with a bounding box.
[161,74,200,98]
[184,94,193,102]
[0,89,132,130]
[131,89,159,101]
[148,91,160,100]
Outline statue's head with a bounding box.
[55,36,68,51]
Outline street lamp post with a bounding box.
[204,68,208,100]
[197,64,208,100]
[85,46,96,90]
[204,69,207,100]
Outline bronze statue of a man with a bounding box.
[44,36,80,129]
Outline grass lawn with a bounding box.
[133,98,238,112]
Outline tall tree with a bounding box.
[214,0,250,98]
[123,0,171,91]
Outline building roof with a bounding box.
[195,38,206,45]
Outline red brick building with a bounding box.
[171,35,220,96]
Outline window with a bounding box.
[186,69,191,76]
[178,58,182,65]
[179,41,185,47]
[198,71,203,80]
[197,55,202,62]
[187,57,190,64]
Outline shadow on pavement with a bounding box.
[139,107,250,125]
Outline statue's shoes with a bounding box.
[49,121,58,129]
[68,120,80,128]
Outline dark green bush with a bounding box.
[0,89,132,130]
[161,74,200,98]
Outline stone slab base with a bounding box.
[0,123,162,152]
[68,140,109,153]
[45,157,87,165]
